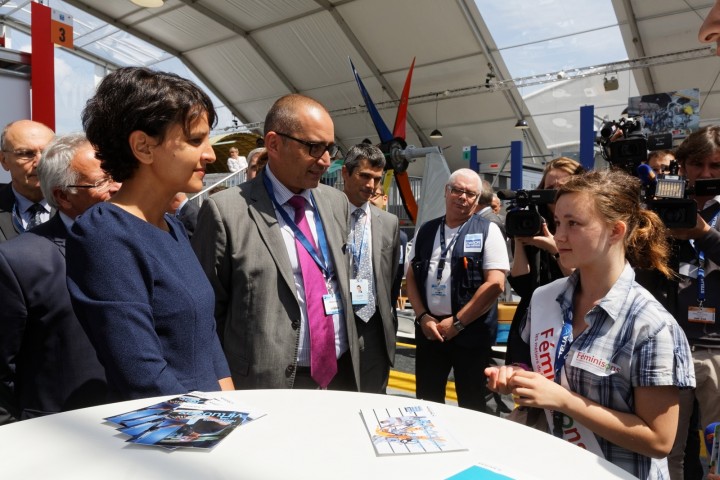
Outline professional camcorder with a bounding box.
[598,117,720,228]
[598,117,648,175]
[497,189,557,237]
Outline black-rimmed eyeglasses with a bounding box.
[67,177,116,193]
[275,132,339,159]
[447,185,479,201]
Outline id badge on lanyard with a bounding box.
[689,211,719,324]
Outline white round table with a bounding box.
[0,390,635,479]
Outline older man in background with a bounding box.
[0,133,119,424]
[0,120,55,242]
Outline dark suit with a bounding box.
[353,205,400,393]
[0,183,19,244]
[192,171,360,390]
[0,214,107,423]
[177,199,200,238]
[391,230,408,312]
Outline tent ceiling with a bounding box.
[6,0,720,176]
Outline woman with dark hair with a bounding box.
[486,169,694,479]
[505,157,583,364]
[66,67,233,400]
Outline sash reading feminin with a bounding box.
[529,305,603,457]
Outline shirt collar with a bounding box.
[12,186,49,214]
[702,195,720,210]
[265,166,313,207]
[350,202,370,216]
[59,211,75,230]
[555,262,635,326]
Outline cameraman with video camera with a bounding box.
[505,157,583,365]
[654,125,720,480]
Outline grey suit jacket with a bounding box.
[367,204,401,365]
[192,172,359,390]
[0,183,19,244]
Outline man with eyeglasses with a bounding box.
[406,168,509,412]
[193,94,360,391]
[341,144,400,394]
[0,120,55,243]
[0,133,118,425]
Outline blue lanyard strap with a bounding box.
[552,306,574,438]
[436,217,468,281]
[11,202,25,233]
[553,308,574,382]
[263,174,334,280]
[350,210,367,274]
[695,210,720,306]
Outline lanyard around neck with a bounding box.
[263,174,333,279]
[436,217,469,281]
[694,210,720,306]
[552,303,575,438]
[350,210,368,274]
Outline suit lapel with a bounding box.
[313,186,347,277]
[247,176,297,295]
[0,184,19,240]
[46,214,68,257]
[370,206,385,286]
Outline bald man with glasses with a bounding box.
[193,94,360,391]
[0,120,55,242]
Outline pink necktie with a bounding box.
[287,195,337,388]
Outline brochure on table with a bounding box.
[104,391,264,450]
[360,405,467,455]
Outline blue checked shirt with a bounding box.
[522,263,695,480]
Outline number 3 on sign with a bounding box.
[51,9,73,49]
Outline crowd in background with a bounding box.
[0,49,719,480]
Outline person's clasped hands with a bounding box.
[417,314,461,342]
[484,365,572,411]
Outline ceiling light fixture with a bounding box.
[603,75,619,91]
[430,93,443,139]
[515,84,530,130]
[130,0,164,8]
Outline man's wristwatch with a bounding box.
[414,311,430,327]
[452,314,465,332]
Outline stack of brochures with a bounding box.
[105,392,263,450]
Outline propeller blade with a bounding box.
[349,57,393,143]
[392,57,415,140]
[395,171,418,224]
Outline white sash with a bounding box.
[529,297,604,458]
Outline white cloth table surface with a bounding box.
[0,389,634,479]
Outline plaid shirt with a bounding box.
[523,263,695,480]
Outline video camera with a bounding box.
[497,189,557,237]
[598,117,647,175]
[598,117,720,228]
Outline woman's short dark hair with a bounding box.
[82,67,217,182]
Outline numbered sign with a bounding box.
[50,9,73,49]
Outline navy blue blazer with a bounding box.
[0,214,107,423]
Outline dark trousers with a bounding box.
[355,310,391,394]
[415,333,492,412]
[292,350,356,391]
